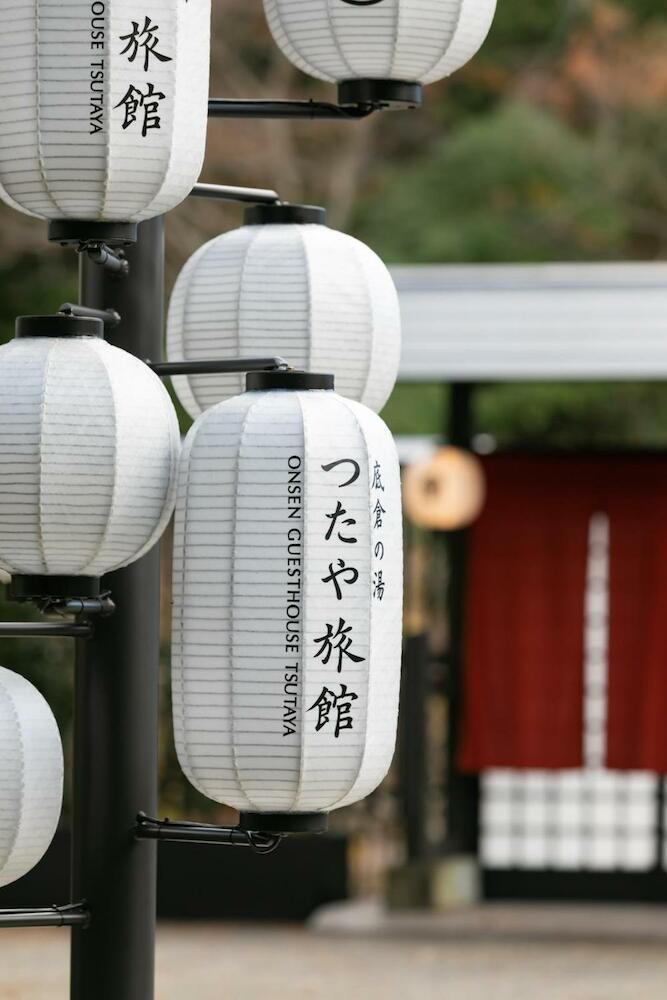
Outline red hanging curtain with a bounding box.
[458,456,595,772]
[606,459,667,772]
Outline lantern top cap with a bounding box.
[244,203,327,227]
[15,315,104,340]
[246,370,334,392]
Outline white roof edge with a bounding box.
[390,261,667,291]
[391,262,667,383]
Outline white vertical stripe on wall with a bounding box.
[263,0,496,85]
[167,223,402,419]
[0,0,211,222]
[0,667,63,889]
[172,388,403,815]
[0,336,180,576]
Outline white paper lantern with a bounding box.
[263,0,497,106]
[172,371,403,827]
[0,667,64,888]
[0,316,180,578]
[0,0,211,235]
[403,447,486,531]
[167,205,401,420]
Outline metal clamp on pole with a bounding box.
[39,595,116,619]
[82,244,130,277]
[135,814,283,855]
[147,356,289,378]
[0,903,90,930]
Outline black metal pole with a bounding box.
[443,383,480,855]
[399,634,431,860]
[71,218,164,1000]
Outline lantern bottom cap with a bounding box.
[238,812,329,836]
[47,220,138,247]
[9,575,102,602]
[245,203,327,227]
[246,370,334,392]
[338,79,422,110]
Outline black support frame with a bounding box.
[0,91,359,998]
[0,225,296,994]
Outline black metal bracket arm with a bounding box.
[208,83,422,120]
[190,183,281,206]
[135,814,283,855]
[59,303,121,328]
[0,621,94,639]
[0,582,116,639]
[208,98,376,121]
[148,356,289,378]
[0,902,90,929]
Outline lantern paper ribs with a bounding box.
[264,0,497,89]
[0,323,180,577]
[0,0,211,224]
[172,380,403,818]
[167,208,401,419]
[0,667,63,889]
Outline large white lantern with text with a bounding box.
[167,205,401,419]
[0,316,180,579]
[172,371,403,830]
[0,0,212,241]
[0,667,63,888]
[263,0,497,108]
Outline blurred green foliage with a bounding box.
[0,253,76,346]
[355,102,630,264]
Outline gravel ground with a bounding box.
[1,906,666,999]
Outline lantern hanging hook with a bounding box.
[59,303,122,328]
